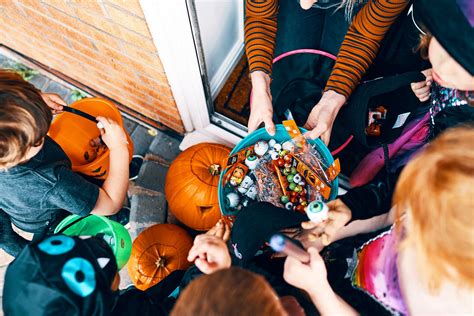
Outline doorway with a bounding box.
[187,0,250,132]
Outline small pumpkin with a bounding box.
[128,224,193,291]
[165,143,231,231]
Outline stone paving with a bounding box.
[0,50,184,305]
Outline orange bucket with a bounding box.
[49,98,134,179]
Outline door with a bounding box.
[187,0,248,136]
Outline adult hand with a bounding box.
[303,90,347,145]
[411,68,432,102]
[248,71,276,136]
[283,247,327,292]
[206,219,230,242]
[41,93,66,114]
[301,199,352,246]
[96,116,128,151]
[187,234,231,275]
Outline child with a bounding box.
[0,71,129,254]
[284,126,474,315]
[3,234,184,316]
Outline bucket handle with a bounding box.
[55,214,92,235]
[62,106,97,123]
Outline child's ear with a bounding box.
[97,257,110,269]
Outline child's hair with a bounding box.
[394,127,474,291]
[0,70,51,169]
[171,267,286,316]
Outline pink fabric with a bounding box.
[273,49,337,63]
[331,135,354,156]
[350,112,431,187]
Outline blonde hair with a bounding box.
[0,71,51,169]
[394,127,474,291]
[171,267,286,316]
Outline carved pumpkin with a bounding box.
[128,224,193,290]
[165,143,231,231]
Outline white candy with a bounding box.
[225,192,240,208]
[306,201,329,224]
[245,155,259,170]
[268,139,277,148]
[245,185,258,200]
[293,174,302,183]
[254,140,269,156]
[273,143,282,152]
[240,175,254,189]
[282,141,295,152]
[270,150,280,160]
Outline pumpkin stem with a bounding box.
[155,257,166,268]
[208,163,221,176]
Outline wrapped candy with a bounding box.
[254,140,269,156]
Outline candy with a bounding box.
[293,174,302,183]
[295,204,305,214]
[283,155,292,162]
[289,196,298,203]
[273,143,282,152]
[268,139,277,148]
[280,195,289,204]
[294,185,303,193]
[225,192,240,208]
[279,150,288,157]
[289,182,297,191]
[245,185,258,200]
[298,180,306,186]
[291,167,298,175]
[306,201,329,223]
[285,202,294,210]
[287,174,294,183]
[282,168,290,176]
[270,150,280,160]
[282,141,295,152]
[254,140,269,156]
[276,158,285,167]
[245,155,259,170]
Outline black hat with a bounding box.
[230,202,307,263]
[415,0,474,75]
[3,235,119,316]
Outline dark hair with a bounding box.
[0,70,51,168]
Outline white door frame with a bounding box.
[140,0,244,150]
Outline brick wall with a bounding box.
[0,0,185,134]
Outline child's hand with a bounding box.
[206,219,231,242]
[187,234,231,275]
[96,117,128,151]
[411,69,433,102]
[301,199,352,246]
[283,247,327,292]
[41,93,66,114]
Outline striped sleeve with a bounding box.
[245,0,279,75]
[325,0,410,98]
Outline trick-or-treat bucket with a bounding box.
[54,214,132,269]
[218,125,339,217]
[48,98,133,180]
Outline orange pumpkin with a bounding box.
[165,143,231,231]
[128,224,193,291]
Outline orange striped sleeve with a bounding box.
[245,0,279,75]
[325,0,410,98]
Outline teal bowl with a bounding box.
[218,124,339,216]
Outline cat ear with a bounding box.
[97,257,110,269]
[78,236,92,240]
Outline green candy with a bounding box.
[287,174,294,182]
[280,195,289,204]
[290,167,297,175]
[289,182,297,191]
[282,168,290,176]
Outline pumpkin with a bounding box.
[128,224,193,290]
[165,143,231,231]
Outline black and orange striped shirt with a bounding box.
[244,0,410,98]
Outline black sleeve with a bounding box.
[340,168,403,221]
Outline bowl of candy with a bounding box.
[218,121,340,224]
